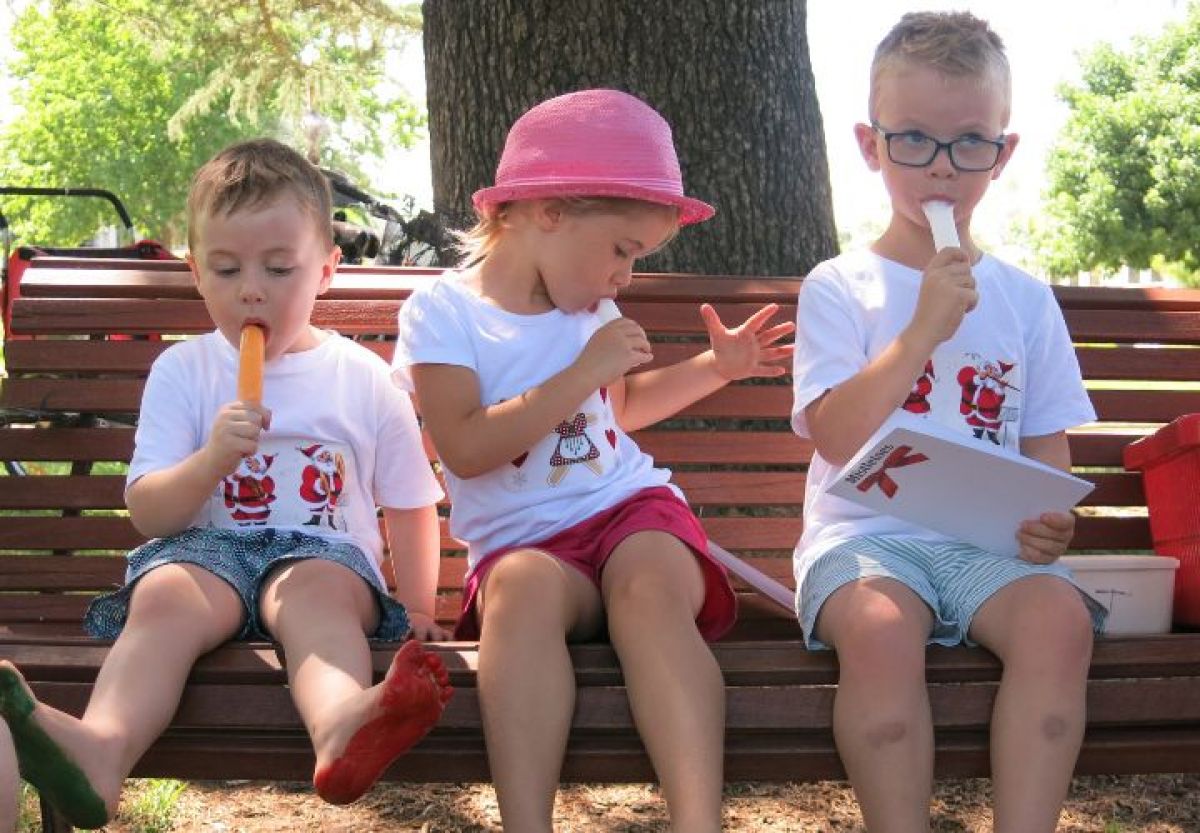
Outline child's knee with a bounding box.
[830,617,928,688]
[479,553,583,631]
[1008,598,1094,676]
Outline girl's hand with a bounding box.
[701,303,795,381]
[1017,511,1075,564]
[578,318,654,387]
[407,611,451,641]
[203,401,269,477]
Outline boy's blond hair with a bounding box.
[186,138,334,251]
[870,11,1011,124]
[455,196,678,266]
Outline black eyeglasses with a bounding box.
[871,122,1007,172]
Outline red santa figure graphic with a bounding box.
[298,443,346,528]
[957,357,1019,444]
[903,359,936,414]
[547,411,603,486]
[223,453,277,525]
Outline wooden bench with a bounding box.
[3,257,1200,831]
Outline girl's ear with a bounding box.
[530,198,565,231]
[854,122,883,172]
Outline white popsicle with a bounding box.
[922,200,960,252]
[593,299,622,323]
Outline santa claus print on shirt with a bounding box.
[903,359,936,415]
[297,443,346,529]
[957,355,1020,445]
[223,453,277,525]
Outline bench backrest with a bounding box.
[4,257,1200,640]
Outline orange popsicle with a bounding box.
[238,324,265,403]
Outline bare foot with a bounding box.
[312,641,453,804]
[0,661,120,828]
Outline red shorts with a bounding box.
[454,486,737,642]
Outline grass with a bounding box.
[18,779,188,833]
[121,779,188,833]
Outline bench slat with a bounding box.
[0,426,1162,470]
[0,470,1150,512]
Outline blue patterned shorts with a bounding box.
[84,528,410,641]
[797,535,1108,650]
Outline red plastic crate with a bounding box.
[1124,414,1200,627]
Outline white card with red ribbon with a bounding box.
[826,411,1094,557]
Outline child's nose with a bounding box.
[928,146,957,177]
[239,277,267,303]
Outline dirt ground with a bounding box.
[94,774,1200,832]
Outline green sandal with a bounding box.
[0,666,109,829]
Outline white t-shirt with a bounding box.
[791,250,1096,580]
[392,274,676,566]
[129,331,443,583]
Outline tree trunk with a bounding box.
[423,0,837,276]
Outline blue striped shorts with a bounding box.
[797,535,1107,650]
[84,528,410,641]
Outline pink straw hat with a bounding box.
[472,89,715,226]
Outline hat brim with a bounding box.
[472,181,715,226]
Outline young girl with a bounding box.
[394,89,794,832]
[0,139,452,827]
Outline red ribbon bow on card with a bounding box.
[855,445,929,499]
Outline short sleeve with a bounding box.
[127,346,203,489]
[391,282,476,391]
[372,376,444,509]
[790,267,868,437]
[1020,285,1097,436]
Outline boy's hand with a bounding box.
[407,611,451,641]
[204,400,270,477]
[908,248,977,348]
[577,318,654,387]
[701,302,795,381]
[1017,511,1075,564]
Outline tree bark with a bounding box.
[423,0,837,276]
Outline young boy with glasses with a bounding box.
[790,12,1106,832]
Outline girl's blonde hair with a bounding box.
[870,11,1011,123]
[454,197,679,266]
[187,138,334,251]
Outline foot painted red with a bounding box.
[313,641,452,804]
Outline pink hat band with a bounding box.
[472,89,714,226]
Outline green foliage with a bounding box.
[1035,4,1200,286]
[119,778,188,833]
[0,0,424,247]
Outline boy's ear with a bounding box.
[317,245,341,295]
[991,132,1020,180]
[853,122,883,172]
[186,253,203,290]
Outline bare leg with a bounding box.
[258,559,451,805]
[969,575,1094,833]
[816,578,934,833]
[0,563,243,828]
[476,551,604,833]
[601,532,723,833]
[0,721,17,833]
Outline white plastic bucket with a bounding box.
[1062,555,1179,635]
